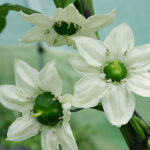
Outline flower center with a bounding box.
[53,21,78,36]
[33,92,63,126]
[103,60,127,82]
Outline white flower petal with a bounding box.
[7,114,40,141]
[73,36,107,67]
[84,9,116,32]
[127,70,150,97]
[57,123,78,150]
[21,26,51,43]
[61,97,72,123]
[46,29,66,47]
[104,23,134,60]
[0,85,33,112]
[126,44,150,69]
[102,84,135,127]
[60,94,73,105]
[41,127,59,150]
[15,60,41,98]
[54,4,86,26]
[20,11,53,26]
[73,75,108,108]
[38,60,62,97]
[70,56,100,75]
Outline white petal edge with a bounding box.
[102,84,135,127]
[7,114,40,141]
[73,75,108,108]
[21,26,51,43]
[84,9,116,32]
[70,56,100,75]
[0,85,33,112]
[59,94,73,105]
[104,23,134,61]
[73,36,107,67]
[46,29,67,47]
[56,122,78,150]
[126,44,150,70]
[15,59,41,98]
[41,127,59,150]
[20,11,53,26]
[38,60,62,97]
[127,70,150,97]
[54,4,86,26]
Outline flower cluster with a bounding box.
[1,3,150,150]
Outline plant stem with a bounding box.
[71,104,150,150]
[0,3,39,14]
[79,0,100,39]
[80,0,95,18]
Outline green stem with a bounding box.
[71,105,150,150]
[53,0,65,8]
[80,0,95,18]
[0,3,39,14]
[70,102,103,112]
[130,116,146,141]
[79,0,100,39]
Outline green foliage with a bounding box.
[0,10,8,33]
[0,3,39,33]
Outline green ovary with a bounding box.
[53,21,78,36]
[33,92,63,126]
[104,60,127,82]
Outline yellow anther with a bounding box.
[113,60,120,72]
[44,29,50,35]
[114,60,119,67]
[33,111,43,118]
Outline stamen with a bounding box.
[33,111,43,118]
[44,29,50,35]
[65,35,72,46]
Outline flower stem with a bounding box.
[120,112,150,150]
[71,103,150,150]
[80,0,95,18]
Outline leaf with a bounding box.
[0,3,39,33]
[0,18,6,33]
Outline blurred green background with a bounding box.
[0,0,150,150]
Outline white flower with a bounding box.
[0,60,78,150]
[20,4,116,46]
[71,23,150,127]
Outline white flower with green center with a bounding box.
[71,23,150,127]
[20,4,116,46]
[0,60,78,150]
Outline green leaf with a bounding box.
[0,3,39,33]
[0,3,39,14]
[0,18,6,33]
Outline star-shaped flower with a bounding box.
[71,23,150,127]
[20,4,116,46]
[0,60,78,150]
